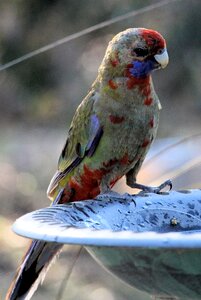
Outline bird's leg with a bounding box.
[126,169,172,194]
[100,182,111,194]
[129,180,172,193]
[99,177,119,198]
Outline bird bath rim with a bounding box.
[13,216,201,249]
[12,189,201,249]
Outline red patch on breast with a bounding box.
[110,51,119,67]
[126,77,150,90]
[124,59,157,105]
[68,165,105,201]
[103,158,118,168]
[109,115,125,124]
[60,188,73,204]
[108,79,118,90]
[65,152,130,202]
[142,85,151,97]
[144,98,153,106]
[125,64,151,93]
[141,139,150,148]
[120,153,130,165]
[149,118,154,128]
[68,162,126,202]
[110,59,118,67]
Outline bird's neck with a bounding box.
[96,61,154,105]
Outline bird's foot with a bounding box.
[99,184,120,199]
[131,179,172,194]
[101,190,120,198]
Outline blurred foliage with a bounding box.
[0,0,200,131]
[0,0,201,299]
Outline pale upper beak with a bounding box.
[154,48,169,69]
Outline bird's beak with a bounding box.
[154,48,169,69]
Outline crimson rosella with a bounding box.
[6,28,170,300]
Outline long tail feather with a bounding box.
[6,240,63,300]
[6,189,66,300]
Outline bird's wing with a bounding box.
[47,92,103,197]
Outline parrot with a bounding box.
[6,27,170,300]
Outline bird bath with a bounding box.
[13,190,201,299]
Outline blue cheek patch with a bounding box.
[129,60,155,78]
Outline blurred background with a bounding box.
[0,0,201,299]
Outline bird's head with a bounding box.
[103,28,169,78]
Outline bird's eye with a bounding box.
[133,47,149,57]
[157,49,164,54]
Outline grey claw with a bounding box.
[164,179,172,191]
[168,180,173,190]
[156,179,172,194]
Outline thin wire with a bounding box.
[0,0,181,72]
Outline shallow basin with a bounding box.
[13,190,201,299]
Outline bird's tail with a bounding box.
[6,240,63,300]
[6,189,66,300]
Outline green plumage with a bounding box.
[6,28,169,300]
[47,28,168,201]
